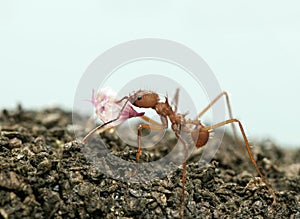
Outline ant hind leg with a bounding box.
[202,119,277,205]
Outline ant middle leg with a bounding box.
[171,88,180,113]
[173,130,192,217]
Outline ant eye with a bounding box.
[137,95,142,100]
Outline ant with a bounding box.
[82,88,277,216]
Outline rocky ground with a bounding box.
[0,106,299,218]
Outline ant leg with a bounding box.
[136,123,165,163]
[135,115,165,163]
[140,115,163,126]
[203,119,277,205]
[82,125,116,143]
[173,131,190,217]
[171,88,180,113]
[197,91,239,145]
[140,116,190,216]
[82,123,117,144]
[130,122,165,177]
[197,91,232,119]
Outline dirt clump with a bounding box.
[0,106,299,218]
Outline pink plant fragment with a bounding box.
[87,87,144,127]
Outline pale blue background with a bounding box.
[1,1,299,147]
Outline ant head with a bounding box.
[129,90,159,108]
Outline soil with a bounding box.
[0,106,299,219]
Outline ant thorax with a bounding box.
[154,101,173,117]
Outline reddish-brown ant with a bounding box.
[83,88,276,216]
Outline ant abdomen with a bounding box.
[191,128,209,148]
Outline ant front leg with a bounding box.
[136,123,165,163]
[202,119,277,205]
[131,116,165,176]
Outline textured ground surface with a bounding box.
[0,106,299,218]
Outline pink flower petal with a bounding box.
[87,88,144,126]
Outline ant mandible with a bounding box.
[82,88,277,215]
